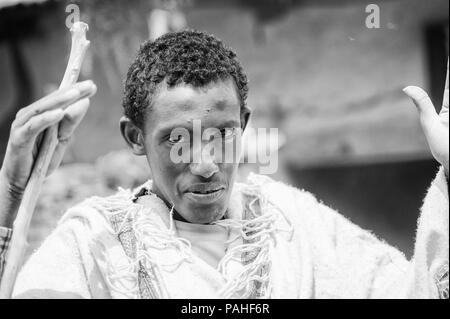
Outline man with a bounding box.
[0,30,448,298]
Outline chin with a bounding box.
[185,204,226,224]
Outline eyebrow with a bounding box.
[155,119,241,137]
[214,119,241,128]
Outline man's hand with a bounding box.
[0,80,97,199]
[403,60,449,177]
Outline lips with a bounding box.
[183,182,226,204]
[185,182,225,194]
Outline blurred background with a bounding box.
[0,0,448,258]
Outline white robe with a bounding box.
[12,168,448,299]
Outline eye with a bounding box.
[168,134,186,144]
[220,128,236,140]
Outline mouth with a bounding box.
[184,183,226,204]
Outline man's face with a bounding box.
[142,78,243,224]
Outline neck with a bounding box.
[149,183,190,223]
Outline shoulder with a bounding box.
[233,173,336,242]
[58,183,147,232]
[28,186,137,254]
[237,173,323,218]
[239,173,317,200]
[237,174,384,245]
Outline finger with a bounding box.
[445,58,449,91]
[11,109,65,147]
[58,98,90,141]
[14,80,96,127]
[403,85,444,147]
[44,80,96,107]
[441,58,449,119]
[441,88,449,130]
[14,87,79,127]
[403,86,440,124]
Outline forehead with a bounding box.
[146,78,241,134]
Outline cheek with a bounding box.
[147,144,186,194]
[220,162,239,180]
[149,147,177,178]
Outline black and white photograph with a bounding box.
[0,0,448,303]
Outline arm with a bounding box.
[0,22,93,298]
[305,176,447,299]
[12,219,93,299]
[407,166,448,298]
[282,61,449,298]
[0,82,97,228]
[0,82,97,283]
[400,60,449,298]
[311,61,449,298]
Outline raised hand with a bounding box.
[403,59,449,176]
[0,80,97,197]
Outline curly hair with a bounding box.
[122,30,249,128]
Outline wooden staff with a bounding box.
[0,22,90,299]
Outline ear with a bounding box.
[120,116,146,155]
[240,106,252,131]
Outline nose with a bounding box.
[189,144,219,179]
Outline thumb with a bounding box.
[404,86,449,172]
[403,86,440,128]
